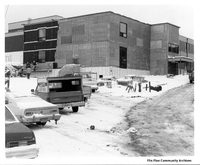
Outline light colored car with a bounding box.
[116,75,145,86]
[5,90,61,126]
[116,75,136,86]
[5,105,39,159]
[78,72,98,92]
[97,76,115,87]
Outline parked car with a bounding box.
[189,71,194,83]
[116,75,134,86]
[5,105,39,159]
[76,72,98,92]
[5,90,61,126]
[116,75,146,86]
[97,76,115,87]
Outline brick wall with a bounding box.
[56,13,110,68]
[109,13,150,70]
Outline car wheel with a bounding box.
[190,80,193,84]
[92,89,96,93]
[36,122,47,126]
[84,97,88,102]
[72,106,79,112]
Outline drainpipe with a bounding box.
[186,38,189,57]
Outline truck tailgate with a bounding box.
[49,91,83,104]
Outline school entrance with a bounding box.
[168,56,194,75]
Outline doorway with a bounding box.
[168,62,178,75]
[119,47,127,68]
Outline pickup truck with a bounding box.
[31,75,85,112]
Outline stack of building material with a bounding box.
[57,64,80,77]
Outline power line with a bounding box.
[5,5,9,18]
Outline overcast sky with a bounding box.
[4,3,195,39]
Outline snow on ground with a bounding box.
[9,75,189,97]
[5,74,190,162]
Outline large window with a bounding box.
[168,43,179,54]
[49,82,62,89]
[48,80,81,92]
[120,22,127,38]
[38,28,46,41]
[38,51,45,63]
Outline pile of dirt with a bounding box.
[124,84,194,156]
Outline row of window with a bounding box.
[179,41,194,54]
[168,42,194,54]
[24,50,55,64]
[24,28,48,42]
[168,43,179,54]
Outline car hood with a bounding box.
[5,122,34,142]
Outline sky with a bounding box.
[3,2,196,39]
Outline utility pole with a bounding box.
[5,5,9,18]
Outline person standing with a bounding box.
[26,62,30,68]
[26,67,32,79]
[32,61,37,71]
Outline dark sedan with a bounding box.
[5,105,39,159]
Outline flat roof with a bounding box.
[8,15,63,31]
[9,15,63,25]
[60,11,150,26]
[151,22,180,28]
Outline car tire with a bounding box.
[190,80,193,84]
[36,122,47,126]
[72,106,79,112]
[84,97,88,102]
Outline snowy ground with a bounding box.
[3,74,198,163]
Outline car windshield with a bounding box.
[5,106,17,122]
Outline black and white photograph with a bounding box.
[2,0,199,164]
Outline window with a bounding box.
[189,44,194,54]
[168,43,179,54]
[38,28,46,41]
[120,22,127,38]
[72,80,79,85]
[5,107,16,122]
[37,83,48,93]
[38,51,45,63]
[49,82,62,89]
